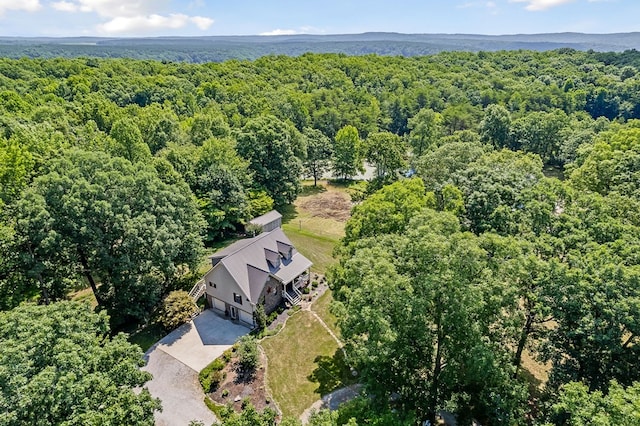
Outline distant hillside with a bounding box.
[1,32,639,62]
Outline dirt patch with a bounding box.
[298,190,352,223]
[208,350,275,415]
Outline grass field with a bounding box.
[260,180,353,418]
[261,310,352,418]
[311,290,341,338]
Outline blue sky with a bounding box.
[0,0,637,37]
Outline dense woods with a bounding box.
[1,48,640,424]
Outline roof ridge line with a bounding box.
[217,229,276,260]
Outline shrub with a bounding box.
[311,280,319,289]
[302,286,311,294]
[221,389,229,398]
[199,357,227,392]
[253,304,267,330]
[237,335,259,373]
[158,290,199,331]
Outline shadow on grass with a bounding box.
[280,203,300,224]
[308,348,356,397]
[128,322,166,353]
[299,184,327,196]
[519,366,544,399]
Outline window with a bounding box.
[233,293,243,305]
[209,281,216,288]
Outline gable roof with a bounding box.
[211,228,312,304]
[248,210,282,227]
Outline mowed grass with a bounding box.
[311,290,341,338]
[282,225,338,274]
[261,311,347,418]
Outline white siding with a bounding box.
[239,309,253,326]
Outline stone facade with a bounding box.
[258,276,283,314]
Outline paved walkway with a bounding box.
[143,310,250,425]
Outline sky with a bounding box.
[0,0,637,38]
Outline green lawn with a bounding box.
[261,311,352,418]
[311,290,341,338]
[282,225,339,275]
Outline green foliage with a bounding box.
[362,131,407,178]
[199,357,228,393]
[158,290,199,331]
[551,381,640,426]
[216,402,277,426]
[0,301,160,425]
[253,303,267,330]
[12,149,204,325]
[303,127,333,186]
[332,125,363,180]
[408,107,442,157]
[343,178,430,244]
[237,115,304,206]
[237,335,260,373]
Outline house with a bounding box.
[201,223,312,327]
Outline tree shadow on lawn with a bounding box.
[299,184,327,196]
[280,203,300,223]
[308,348,357,397]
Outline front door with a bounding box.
[230,306,238,320]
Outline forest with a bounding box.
[0,48,640,425]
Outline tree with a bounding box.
[362,131,407,178]
[479,104,511,149]
[158,290,199,331]
[332,125,363,180]
[551,381,640,426]
[109,118,151,163]
[569,125,640,197]
[216,403,277,426]
[343,178,432,245]
[332,210,526,424]
[0,301,160,425]
[510,109,569,164]
[408,108,441,157]
[237,335,260,374]
[454,149,544,234]
[415,140,487,192]
[302,127,332,186]
[237,115,304,206]
[0,136,33,206]
[13,149,204,326]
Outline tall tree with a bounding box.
[237,115,304,206]
[13,150,204,325]
[408,108,441,157]
[0,301,160,425]
[332,210,526,424]
[302,127,333,186]
[479,104,512,149]
[362,131,407,178]
[332,125,362,180]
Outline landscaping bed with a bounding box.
[204,342,276,416]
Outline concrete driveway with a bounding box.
[143,310,250,425]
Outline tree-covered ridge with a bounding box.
[2,33,640,63]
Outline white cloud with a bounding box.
[49,0,214,34]
[190,15,213,30]
[260,29,300,36]
[51,1,77,12]
[509,0,576,11]
[0,0,41,15]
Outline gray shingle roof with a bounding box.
[213,228,312,304]
[248,210,282,227]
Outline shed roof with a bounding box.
[248,210,283,227]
